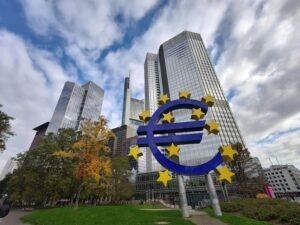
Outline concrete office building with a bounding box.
[264,165,300,199]
[46,81,104,134]
[144,31,249,172]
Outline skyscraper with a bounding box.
[122,76,144,129]
[0,158,18,181]
[144,31,246,172]
[29,122,49,150]
[46,81,104,134]
[118,76,146,173]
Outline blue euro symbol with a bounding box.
[137,98,223,175]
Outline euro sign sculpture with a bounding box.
[128,92,237,186]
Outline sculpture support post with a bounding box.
[177,174,189,218]
[206,172,222,216]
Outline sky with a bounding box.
[0,0,300,172]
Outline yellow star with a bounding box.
[162,112,175,123]
[139,111,150,122]
[215,165,235,184]
[201,95,215,107]
[205,121,220,134]
[166,143,180,158]
[219,145,238,162]
[159,94,170,105]
[179,90,191,99]
[157,170,172,187]
[191,108,205,120]
[128,145,143,160]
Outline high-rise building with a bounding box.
[46,81,104,134]
[29,122,49,151]
[0,158,18,181]
[264,165,300,199]
[107,125,146,173]
[122,76,144,129]
[108,77,147,174]
[144,31,247,172]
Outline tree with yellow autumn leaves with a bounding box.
[53,116,115,209]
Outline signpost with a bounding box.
[128,91,237,217]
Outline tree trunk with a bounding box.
[75,184,83,209]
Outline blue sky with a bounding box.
[0,0,300,171]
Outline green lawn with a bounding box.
[203,208,274,225]
[21,204,194,225]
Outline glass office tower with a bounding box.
[144,31,246,171]
[46,81,104,134]
[121,76,144,129]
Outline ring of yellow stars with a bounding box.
[215,165,235,184]
[201,95,215,107]
[179,90,191,99]
[139,111,150,122]
[159,94,170,105]
[157,170,172,187]
[162,112,175,123]
[128,145,143,160]
[191,108,205,120]
[219,145,238,162]
[166,143,180,158]
[205,120,220,134]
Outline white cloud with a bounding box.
[0,29,74,171]
[20,0,159,53]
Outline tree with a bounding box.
[228,142,265,197]
[54,116,115,209]
[109,156,134,202]
[228,142,250,182]
[5,129,78,206]
[0,104,14,151]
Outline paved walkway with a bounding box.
[188,211,226,225]
[0,210,30,225]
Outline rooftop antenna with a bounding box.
[275,157,280,165]
[269,157,273,166]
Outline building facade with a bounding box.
[144,31,248,172]
[121,77,144,129]
[108,125,147,173]
[0,158,18,181]
[264,165,300,199]
[29,122,49,150]
[244,157,265,179]
[46,81,104,134]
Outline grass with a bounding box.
[203,208,274,225]
[21,204,194,225]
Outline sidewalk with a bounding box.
[0,210,30,225]
[187,210,226,225]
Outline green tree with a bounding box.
[109,156,134,202]
[5,129,78,206]
[0,104,14,151]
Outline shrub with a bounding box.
[280,209,300,223]
[220,202,241,213]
